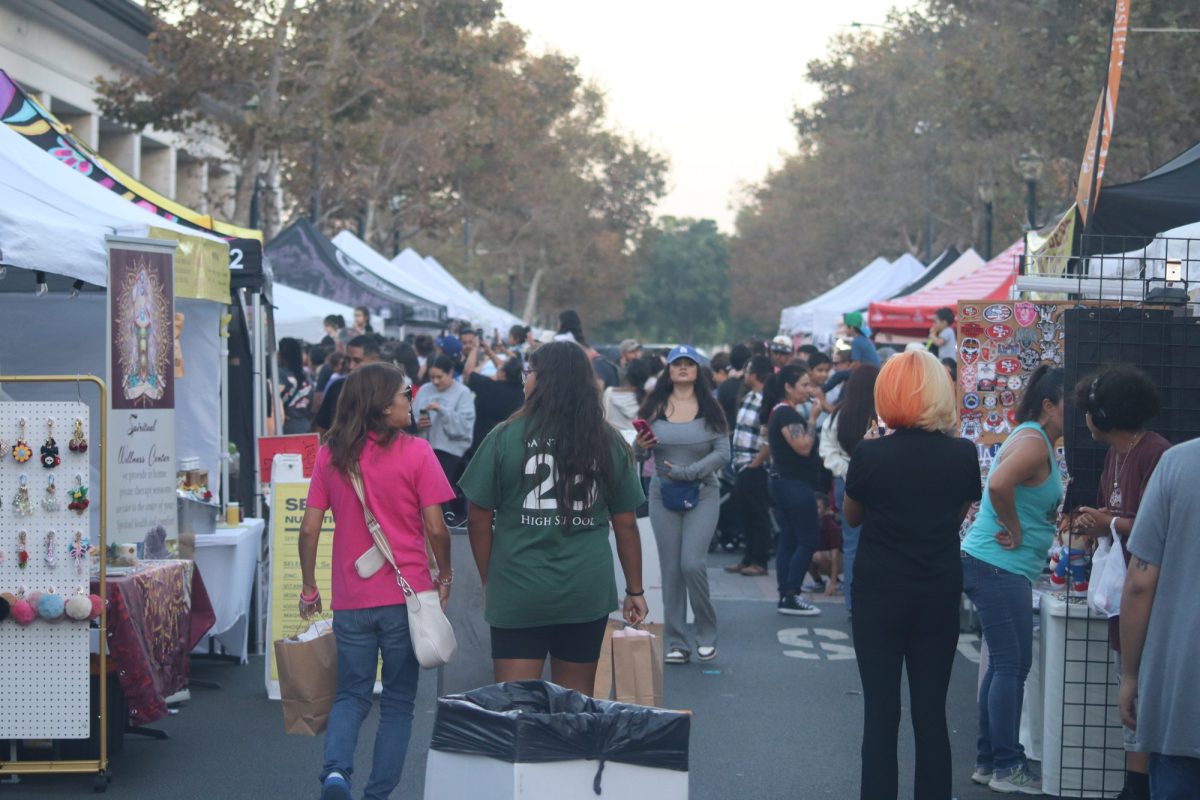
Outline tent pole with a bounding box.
[252,291,264,518]
[220,307,231,514]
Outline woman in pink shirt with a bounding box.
[298,362,454,800]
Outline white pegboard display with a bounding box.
[0,402,92,738]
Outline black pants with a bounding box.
[434,449,465,513]
[852,586,960,800]
[734,466,771,567]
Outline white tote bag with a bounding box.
[1087,534,1126,618]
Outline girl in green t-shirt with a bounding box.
[459,341,648,695]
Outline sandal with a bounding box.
[664,648,690,664]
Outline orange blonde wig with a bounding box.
[873,349,958,434]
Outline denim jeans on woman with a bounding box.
[1151,754,1200,799]
[322,604,420,800]
[961,552,1033,775]
[769,476,819,596]
[834,477,861,611]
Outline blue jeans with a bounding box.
[322,605,421,800]
[1150,754,1200,799]
[769,477,819,596]
[961,552,1033,773]
[834,477,861,611]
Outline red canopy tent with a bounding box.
[868,240,1025,335]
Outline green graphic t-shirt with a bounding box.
[458,416,646,628]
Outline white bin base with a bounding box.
[423,750,688,799]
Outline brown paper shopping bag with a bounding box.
[592,619,624,700]
[274,622,338,736]
[611,624,664,707]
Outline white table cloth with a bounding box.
[193,518,264,663]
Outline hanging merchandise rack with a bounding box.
[0,375,109,793]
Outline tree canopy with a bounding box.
[96,0,667,327]
[731,0,1200,331]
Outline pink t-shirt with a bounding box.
[306,435,455,610]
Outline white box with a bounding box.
[423,750,688,800]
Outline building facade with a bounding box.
[0,0,236,218]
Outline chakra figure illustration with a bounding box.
[115,263,171,405]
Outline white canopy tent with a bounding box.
[272,282,384,344]
[386,249,527,333]
[388,247,478,321]
[329,232,464,320]
[0,121,229,496]
[780,254,929,338]
[1084,219,1200,300]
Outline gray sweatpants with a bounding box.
[649,482,719,652]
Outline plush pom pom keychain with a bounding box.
[0,594,9,623]
[89,594,104,621]
[26,589,42,609]
[11,593,36,625]
[37,589,65,622]
[65,589,92,621]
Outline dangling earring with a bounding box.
[68,418,88,454]
[17,530,29,570]
[42,474,60,512]
[12,474,32,517]
[12,418,32,464]
[44,530,57,569]
[40,418,61,469]
[69,531,89,576]
[68,474,90,514]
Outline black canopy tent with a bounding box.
[266,218,446,329]
[1083,139,1200,256]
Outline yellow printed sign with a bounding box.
[267,481,335,684]
[149,227,231,303]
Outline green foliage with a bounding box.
[94,0,666,327]
[625,218,730,344]
[732,0,1200,330]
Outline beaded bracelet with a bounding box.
[434,570,454,587]
[300,586,320,603]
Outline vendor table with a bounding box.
[91,560,215,727]
[193,518,264,664]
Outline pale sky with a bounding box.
[501,0,916,232]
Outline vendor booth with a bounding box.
[779,253,928,339]
[272,282,383,344]
[390,247,480,321]
[397,249,526,332]
[267,218,446,333]
[868,240,1024,336]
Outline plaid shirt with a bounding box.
[731,390,764,471]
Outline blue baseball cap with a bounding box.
[666,345,702,364]
[436,335,463,358]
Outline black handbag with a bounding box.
[659,478,701,511]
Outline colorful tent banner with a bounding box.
[0,69,262,287]
[1025,206,1077,278]
[1075,0,1131,225]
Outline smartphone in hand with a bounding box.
[632,418,657,444]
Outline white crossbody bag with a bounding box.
[349,470,458,669]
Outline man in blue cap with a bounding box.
[843,312,881,369]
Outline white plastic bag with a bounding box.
[1087,535,1126,618]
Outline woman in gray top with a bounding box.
[636,345,731,664]
[414,355,476,517]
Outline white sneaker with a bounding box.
[971,767,993,785]
[664,648,689,664]
[697,645,717,661]
[989,763,1042,794]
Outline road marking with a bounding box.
[777,627,856,660]
[957,633,982,664]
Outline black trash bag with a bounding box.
[431,680,690,774]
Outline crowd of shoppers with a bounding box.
[290,299,1197,800]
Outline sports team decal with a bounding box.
[1014,302,1038,328]
[960,322,985,339]
[960,304,981,320]
[983,304,1013,323]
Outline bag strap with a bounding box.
[349,468,414,597]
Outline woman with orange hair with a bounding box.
[842,349,981,800]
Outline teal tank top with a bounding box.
[962,421,1063,582]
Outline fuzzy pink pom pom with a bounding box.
[89,594,104,620]
[11,599,36,625]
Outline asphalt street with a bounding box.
[5,553,1005,800]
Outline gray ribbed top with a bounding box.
[639,417,731,487]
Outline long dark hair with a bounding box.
[835,364,880,455]
[624,356,653,404]
[638,358,727,434]
[557,309,587,345]
[278,337,307,386]
[326,363,407,474]
[1016,365,1064,424]
[499,353,523,386]
[510,342,625,511]
[759,364,807,426]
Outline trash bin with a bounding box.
[424,680,690,799]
